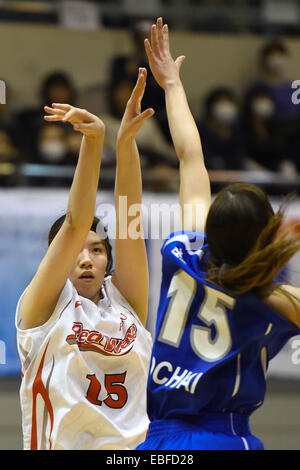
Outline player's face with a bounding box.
[69,231,108,303]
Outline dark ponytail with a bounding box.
[205,183,300,297]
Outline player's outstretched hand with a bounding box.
[117,67,154,142]
[44,104,105,137]
[144,17,185,90]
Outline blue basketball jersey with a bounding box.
[147,230,300,422]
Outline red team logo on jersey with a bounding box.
[65,321,137,356]
[119,312,127,331]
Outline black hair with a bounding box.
[48,215,113,275]
[41,71,77,106]
[205,183,300,298]
[260,41,289,61]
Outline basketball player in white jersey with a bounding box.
[15,68,153,450]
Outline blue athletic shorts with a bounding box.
[136,413,264,450]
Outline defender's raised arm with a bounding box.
[145,17,211,231]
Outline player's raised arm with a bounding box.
[112,68,154,326]
[145,17,211,231]
[21,105,105,329]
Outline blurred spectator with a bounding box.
[103,76,179,190]
[0,123,20,164]
[244,40,300,175]
[246,40,297,121]
[36,122,69,165]
[107,76,134,121]
[0,124,21,186]
[280,110,300,174]
[241,85,290,173]
[65,130,85,165]
[0,82,22,185]
[197,87,245,170]
[34,120,92,167]
[108,18,172,145]
[105,77,177,163]
[14,71,77,163]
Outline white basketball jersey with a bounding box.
[15,276,152,450]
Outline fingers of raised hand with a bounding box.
[125,68,147,116]
[175,55,186,71]
[52,103,73,111]
[44,103,103,135]
[62,108,92,124]
[144,38,153,59]
[156,17,165,51]
[131,68,147,104]
[162,23,170,53]
[134,107,154,126]
[151,23,161,58]
[61,108,77,122]
[126,107,154,136]
[149,18,170,60]
[139,107,155,123]
[136,67,147,91]
[44,103,74,122]
[43,105,66,121]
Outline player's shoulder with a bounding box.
[162,230,206,254]
[16,278,75,333]
[261,284,300,329]
[160,231,209,285]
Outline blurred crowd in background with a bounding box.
[0,16,300,191]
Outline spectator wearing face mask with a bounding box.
[37,123,69,165]
[241,85,293,174]
[197,87,245,170]
[247,41,296,121]
[14,71,77,163]
[27,121,83,187]
[248,41,300,175]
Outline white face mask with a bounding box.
[266,55,287,75]
[39,140,67,162]
[212,102,238,125]
[251,98,274,119]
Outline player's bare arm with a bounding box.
[264,284,300,328]
[21,105,105,329]
[112,68,154,326]
[145,17,211,232]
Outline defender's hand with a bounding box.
[144,17,185,90]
